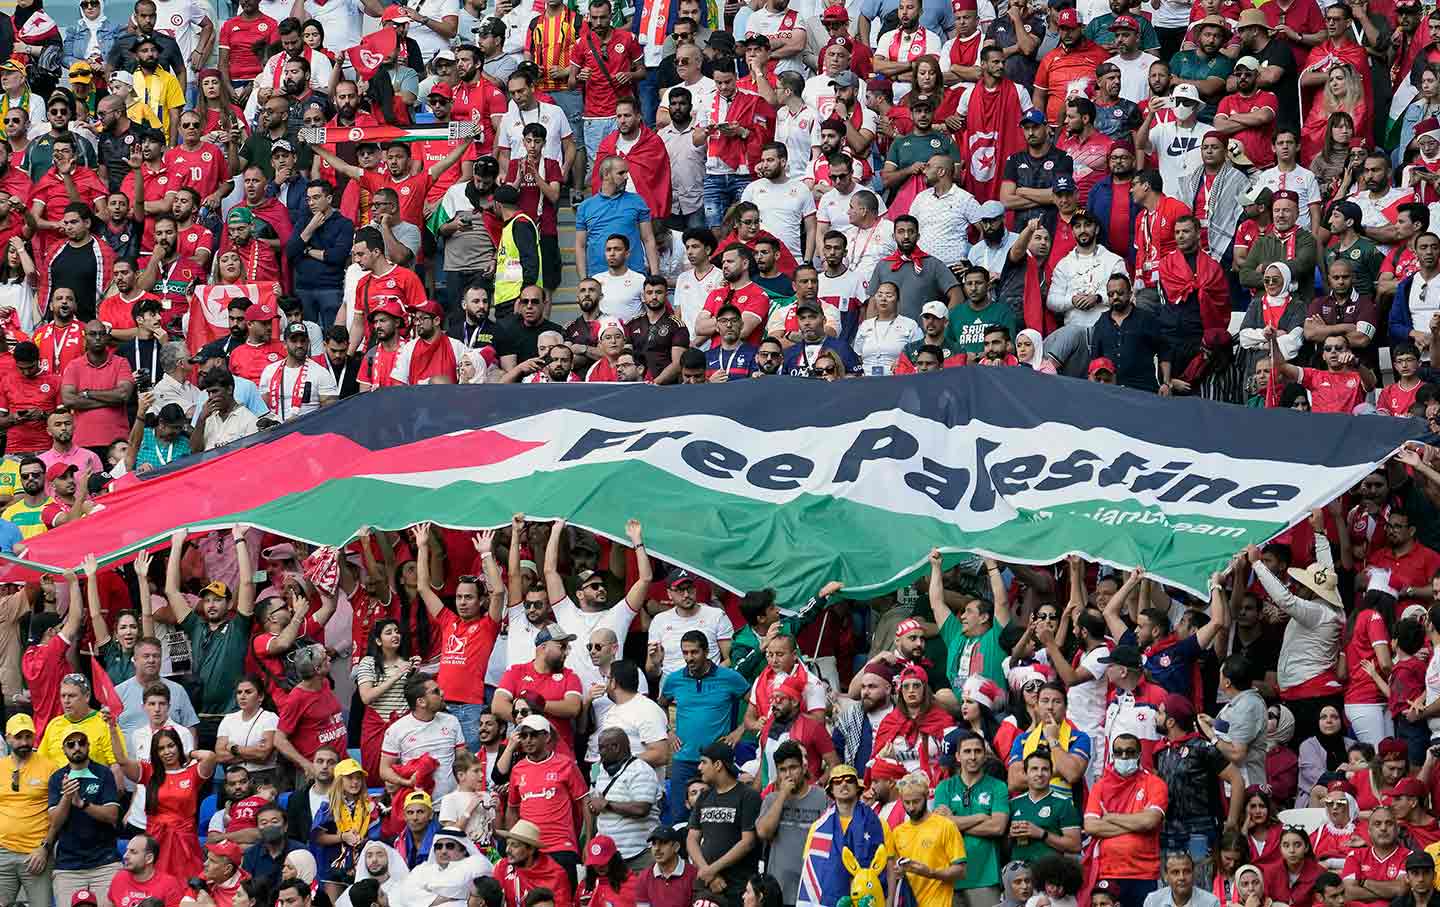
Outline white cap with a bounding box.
[518,714,552,734]
[921,301,949,320]
[111,71,134,86]
[977,200,1006,220]
[1171,83,1200,105]
[435,49,457,61]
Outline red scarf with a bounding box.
[267,358,307,417]
[1022,254,1057,334]
[887,27,928,61]
[753,661,813,718]
[707,90,767,172]
[1156,248,1230,335]
[406,333,458,384]
[1262,294,1290,329]
[873,704,952,785]
[885,246,928,272]
[947,29,982,68]
[960,79,1026,203]
[1267,225,1299,258]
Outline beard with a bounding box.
[283,78,306,95]
[138,57,159,72]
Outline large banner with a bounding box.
[8,370,1424,598]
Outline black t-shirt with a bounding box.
[690,781,764,886]
[98,218,142,263]
[494,315,563,362]
[1258,38,1301,132]
[1001,146,1074,229]
[121,337,164,385]
[52,242,99,321]
[985,13,1045,87]
[96,128,140,193]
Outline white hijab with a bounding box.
[1263,262,1296,306]
[1017,329,1045,369]
[392,829,494,907]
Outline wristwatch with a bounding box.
[229,744,240,757]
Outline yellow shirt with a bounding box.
[129,68,184,133]
[38,711,120,768]
[1,497,48,539]
[0,753,56,852]
[887,812,967,907]
[0,459,19,500]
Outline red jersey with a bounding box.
[702,281,771,346]
[0,167,32,206]
[32,166,106,246]
[125,163,178,252]
[225,793,268,831]
[451,80,506,155]
[347,586,397,666]
[359,170,434,231]
[1084,770,1169,878]
[416,135,479,205]
[0,368,59,452]
[97,291,160,333]
[228,340,285,382]
[218,13,278,80]
[164,142,229,199]
[21,632,69,735]
[200,105,249,137]
[31,320,84,375]
[276,683,347,760]
[358,342,402,389]
[1217,91,1279,169]
[567,26,643,117]
[1342,844,1411,907]
[1343,608,1389,704]
[217,234,280,284]
[1368,543,1440,616]
[152,256,205,315]
[354,264,427,328]
[1055,128,1112,205]
[497,662,584,752]
[506,750,588,852]
[108,869,188,907]
[496,854,575,907]
[504,156,563,234]
[174,221,215,263]
[1298,366,1365,414]
[434,611,500,705]
[1378,379,1425,417]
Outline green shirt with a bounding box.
[944,301,1017,357]
[886,131,960,175]
[932,774,1009,889]
[939,618,1007,692]
[1322,236,1385,297]
[97,639,136,686]
[1007,790,1080,863]
[1167,50,1233,120]
[178,610,254,715]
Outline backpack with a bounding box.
[28,46,62,98]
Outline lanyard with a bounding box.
[134,338,157,379]
[154,439,176,466]
[717,346,740,374]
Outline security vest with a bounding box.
[495,212,542,308]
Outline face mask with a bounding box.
[1112,757,1139,776]
[259,825,285,844]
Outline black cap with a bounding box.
[1099,645,1143,669]
[1408,852,1436,872]
[475,155,500,175]
[493,184,520,206]
[796,299,822,315]
[700,741,738,775]
[649,825,686,844]
[284,321,309,339]
[715,302,743,320]
[133,34,161,52]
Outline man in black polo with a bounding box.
[1090,272,1170,392]
[495,285,563,371]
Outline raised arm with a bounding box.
[59,568,83,641]
[543,517,568,604]
[928,548,955,633]
[413,522,446,619]
[311,145,365,181]
[506,513,527,605]
[474,530,505,623]
[233,527,255,618]
[163,529,195,624]
[84,553,109,648]
[426,139,475,181]
[623,519,652,613]
[985,558,1011,626]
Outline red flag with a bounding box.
[348,29,398,80]
[589,126,673,220]
[959,80,1027,203]
[91,653,123,717]
[186,282,280,354]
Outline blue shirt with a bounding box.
[1143,634,1205,697]
[858,0,954,41]
[0,519,21,553]
[704,344,759,379]
[575,190,652,276]
[112,676,198,741]
[781,339,861,377]
[661,663,750,763]
[48,762,120,870]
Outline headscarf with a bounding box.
[355,841,411,886]
[1233,864,1266,901]
[1263,262,1295,303]
[1017,329,1045,369]
[999,861,1032,907]
[285,849,319,887]
[1265,704,1295,751]
[1313,712,1351,772]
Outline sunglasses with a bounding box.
[1112,748,1141,758]
[586,643,608,651]
[582,582,604,591]
[815,366,837,376]
[457,574,481,585]
[434,840,466,851]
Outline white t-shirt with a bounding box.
[215,708,280,772]
[1426,647,1440,734]
[817,267,867,322]
[842,219,896,295]
[599,694,670,779]
[1254,166,1323,230]
[745,664,828,713]
[390,335,470,385]
[817,185,887,232]
[303,0,365,55]
[746,7,812,75]
[258,0,292,21]
[257,360,339,421]
[776,105,819,179]
[594,269,646,322]
[874,28,943,99]
[675,265,725,335]
[498,101,573,165]
[151,0,209,71]
[552,596,639,681]
[647,604,733,675]
[1148,119,1207,198]
[1108,52,1158,105]
[741,177,817,259]
[585,670,652,762]
[502,604,546,669]
[661,78,716,118]
[802,73,867,120]
[1067,645,1110,736]
[381,711,466,799]
[408,0,462,60]
[854,315,921,375]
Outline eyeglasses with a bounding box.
[739,218,760,226]
[1022,680,1043,693]
[434,840,466,851]
[1036,611,1059,621]
[180,122,201,129]
[757,351,781,358]
[815,366,837,376]
[1112,748,1141,758]
[830,776,857,786]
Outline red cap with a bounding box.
[71,892,99,907]
[1057,8,1081,27]
[1380,737,1410,760]
[866,757,908,782]
[412,298,444,318]
[1111,14,1139,30]
[585,835,620,866]
[245,301,276,322]
[368,298,406,321]
[894,618,924,639]
[953,0,977,10]
[824,35,852,51]
[381,5,408,20]
[44,462,76,482]
[772,672,807,703]
[1325,779,1357,800]
[1390,777,1428,799]
[821,3,849,19]
[1088,356,1117,376]
[427,82,454,100]
[207,840,245,864]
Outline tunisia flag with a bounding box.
[959,80,1027,203]
[91,654,124,718]
[348,28,398,79]
[590,126,673,220]
[186,282,280,354]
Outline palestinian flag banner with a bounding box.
[6,371,1422,599]
[297,122,477,146]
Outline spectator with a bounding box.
[1083,732,1168,907]
[688,742,762,907]
[494,821,573,907]
[0,714,51,907]
[587,728,660,869]
[506,713,589,884]
[889,770,969,907]
[379,675,467,800]
[285,182,354,328]
[1143,852,1222,907]
[245,801,307,891]
[48,722,123,907]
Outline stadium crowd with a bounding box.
[0,0,1439,903]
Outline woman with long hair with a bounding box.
[392,546,443,668]
[811,348,848,382]
[1397,65,1440,167]
[303,20,335,62]
[194,69,249,143]
[874,664,957,784]
[1212,830,1251,904]
[743,873,785,907]
[214,674,281,787]
[1340,589,1396,745]
[1242,786,1285,874]
[993,670,1044,758]
[110,723,217,879]
[354,618,417,780]
[1302,64,1369,163]
[957,675,1005,758]
[92,608,141,685]
[0,235,38,333]
[1262,826,1323,907]
[312,758,380,901]
[1298,704,1355,806]
[1309,113,1362,203]
[585,836,639,907]
[906,55,961,133]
